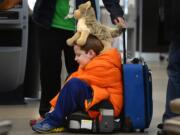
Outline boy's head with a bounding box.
[74,34,104,68]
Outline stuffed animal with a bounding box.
[66,1,123,51]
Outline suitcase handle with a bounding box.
[122,28,127,64]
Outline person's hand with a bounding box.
[114,17,127,28]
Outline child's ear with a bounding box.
[88,49,96,58]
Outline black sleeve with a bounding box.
[102,0,124,23]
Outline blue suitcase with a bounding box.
[122,30,153,132]
[123,63,153,131]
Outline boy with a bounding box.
[33,0,125,121]
[32,34,123,133]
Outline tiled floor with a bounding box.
[0,61,168,135]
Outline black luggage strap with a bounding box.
[122,28,127,64]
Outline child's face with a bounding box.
[74,45,96,68]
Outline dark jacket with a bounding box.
[32,0,124,28]
[164,0,180,42]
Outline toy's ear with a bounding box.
[86,1,91,10]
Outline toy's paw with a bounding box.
[66,38,74,46]
[76,38,86,46]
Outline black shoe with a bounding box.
[157,123,164,129]
[157,130,166,135]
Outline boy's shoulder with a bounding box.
[94,48,121,63]
[100,48,120,55]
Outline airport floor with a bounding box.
[0,61,168,135]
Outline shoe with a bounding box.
[32,117,64,133]
[29,117,44,127]
[157,123,164,129]
[157,130,167,135]
[32,122,65,133]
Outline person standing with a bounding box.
[32,0,126,120]
[158,0,180,130]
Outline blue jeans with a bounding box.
[45,78,92,127]
[163,40,180,121]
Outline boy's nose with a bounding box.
[74,56,77,61]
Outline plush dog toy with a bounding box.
[66,1,123,51]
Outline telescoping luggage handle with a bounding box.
[122,29,144,65]
[122,29,127,64]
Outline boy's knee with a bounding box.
[67,78,82,85]
[66,78,87,90]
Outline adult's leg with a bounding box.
[42,78,92,127]
[37,26,63,117]
[63,30,78,74]
[162,41,180,121]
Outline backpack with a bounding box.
[67,100,122,133]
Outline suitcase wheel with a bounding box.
[123,117,133,132]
